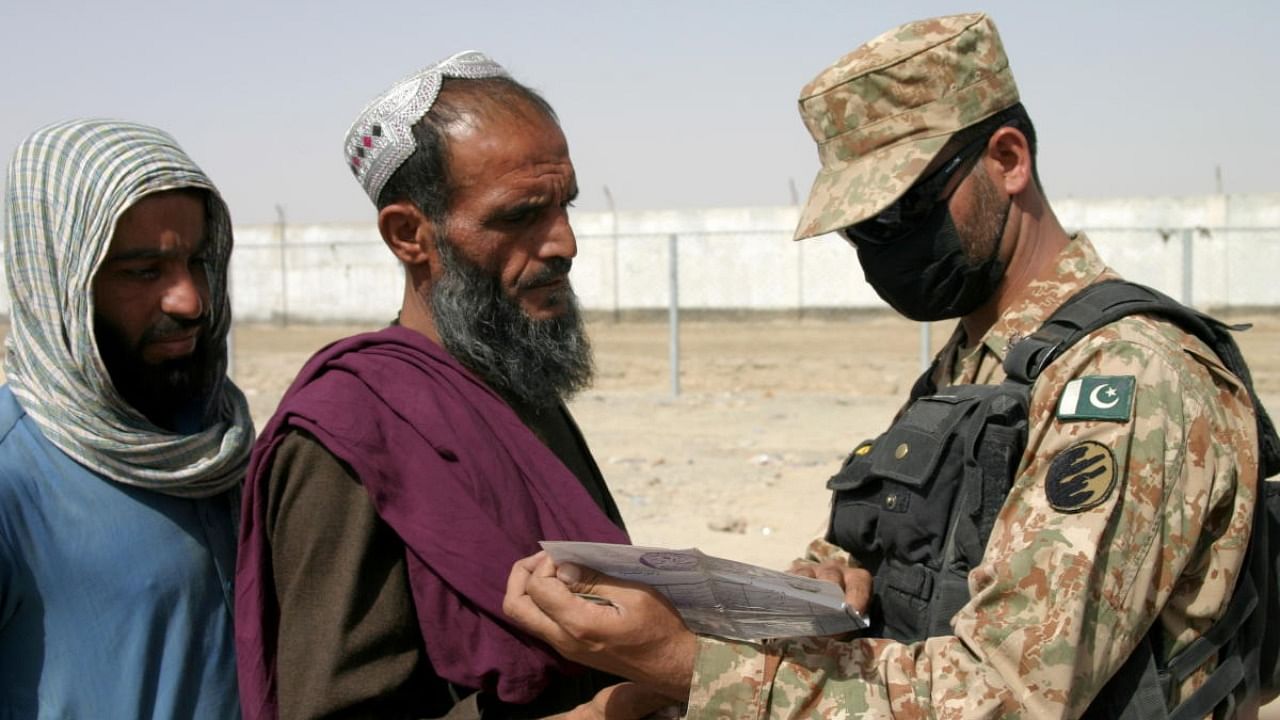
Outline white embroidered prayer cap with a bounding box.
[344,50,510,204]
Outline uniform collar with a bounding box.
[941,232,1116,385]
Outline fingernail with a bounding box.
[557,563,581,584]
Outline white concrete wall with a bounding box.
[228,192,1280,323]
[2,193,1278,322]
[231,224,399,323]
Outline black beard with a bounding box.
[957,166,1011,266]
[93,314,215,431]
[430,237,593,410]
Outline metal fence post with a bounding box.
[613,234,622,322]
[796,238,805,320]
[225,259,237,381]
[920,323,932,373]
[668,233,680,397]
[604,186,620,322]
[276,204,289,326]
[1181,227,1193,306]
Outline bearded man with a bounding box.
[0,119,254,717]
[235,52,645,720]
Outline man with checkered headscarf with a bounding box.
[503,13,1267,719]
[234,52,664,720]
[0,119,254,717]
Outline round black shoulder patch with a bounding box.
[1045,441,1117,513]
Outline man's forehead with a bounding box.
[445,116,574,195]
[108,190,209,252]
[457,162,577,209]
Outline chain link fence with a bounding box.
[221,224,1280,394]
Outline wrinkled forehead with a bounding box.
[443,110,573,196]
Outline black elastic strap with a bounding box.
[1166,579,1257,682]
[1098,635,1171,720]
[1168,655,1244,720]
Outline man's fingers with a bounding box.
[556,561,606,594]
[787,560,818,579]
[814,564,845,588]
[505,553,536,610]
[515,550,549,574]
[842,567,873,614]
[504,583,558,640]
[504,553,583,649]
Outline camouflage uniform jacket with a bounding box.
[685,234,1259,719]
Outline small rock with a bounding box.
[708,517,748,534]
[608,456,646,466]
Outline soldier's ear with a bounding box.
[986,126,1032,196]
[378,201,437,266]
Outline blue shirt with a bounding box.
[0,386,240,719]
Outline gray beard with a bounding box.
[430,237,594,409]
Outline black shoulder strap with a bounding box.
[1003,279,1280,478]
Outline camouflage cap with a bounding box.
[793,13,1020,241]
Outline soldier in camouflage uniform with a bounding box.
[504,13,1260,719]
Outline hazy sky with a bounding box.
[2,1,1276,226]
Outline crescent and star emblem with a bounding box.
[1089,383,1120,409]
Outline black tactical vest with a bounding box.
[825,280,1280,719]
[826,379,1025,642]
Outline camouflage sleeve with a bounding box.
[797,537,853,566]
[685,325,1257,719]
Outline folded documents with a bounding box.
[541,541,869,641]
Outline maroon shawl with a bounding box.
[235,326,628,720]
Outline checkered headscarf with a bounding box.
[3,119,253,498]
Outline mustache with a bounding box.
[141,314,207,344]
[518,257,573,290]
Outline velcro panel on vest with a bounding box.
[869,394,973,486]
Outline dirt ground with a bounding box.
[230,311,1280,572]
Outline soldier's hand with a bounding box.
[788,558,873,615]
[504,552,696,703]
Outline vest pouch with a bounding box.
[874,560,975,642]
[825,440,884,556]
[828,394,984,569]
[878,560,934,642]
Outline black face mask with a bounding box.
[854,199,1007,322]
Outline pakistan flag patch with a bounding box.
[1056,375,1135,422]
